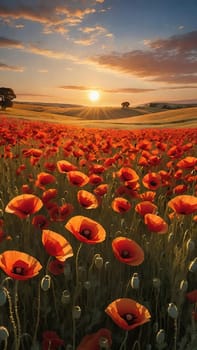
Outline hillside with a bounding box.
[2,102,197,129]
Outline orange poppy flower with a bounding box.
[21,184,34,194]
[5,194,43,219]
[135,201,158,217]
[65,215,106,244]
[144,214,168,234]
[88,174,103,185]
[173,184,187,195]
[0,250,42,280]
[112,237,144,266]
[177,156,197,169]
[76,328,112,350]
[105,298,151,331]
[168,195,197,215]
[111,197,131,213]
[93,184,108,196]
[57,160,77,173]
[42,229,73,261]
[35,172,56,190]
[139,191,156,202]
[117,167,139,182]
[48,258,65,275]
[186,290,197,303]
[142,172,161,190]
[77,190,99,209]
[67,171,89,187]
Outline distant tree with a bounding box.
[121,101,130,109]
[0,87,16,110]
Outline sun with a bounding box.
[88,90,100,103]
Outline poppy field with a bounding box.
[0,116,197,350]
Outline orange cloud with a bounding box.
[59,85,155,93]
[0,62,24,71]
[92,31,197,85]
[0,36,24,48]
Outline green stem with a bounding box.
[119,331,128,350]
[5,287,18,350]
[32,281,41,345]
[14,281,21,350]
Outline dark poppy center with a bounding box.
[121,250,130,258]
[12,266,25,275]
[122,313,136,325]
[80,229,91,238]
[150,180,157,187]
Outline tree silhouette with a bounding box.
[0,87,16,110]
[121,101,130,109]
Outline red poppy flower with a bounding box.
[173,184,187,195]
[67,171,89,187]
[135,201,158,217]
[76,328,112,350]
[0,250,42,280]
[105,298,151,331]
[144,214,168,234]
[42,331,64,350]
[42,189,57,204]
[49,203,74,222]
[177,156,197,169]
[5,194,43,219]
[117,167,139,182]
[111,197,131,213]
[186,290,197,303]
[139,191,156,202]
[42,230,73,261]
[32,215,49,229]
[21,184,34,194]
[168,195,197,215]
[112,237,144,266]
[88,174,103,185]
[77,190,99,209]
[48,258,65,275]
[93,184,108,196]
[35,172,56,190]
[142,172,161,190]
[57,160,77,173]
[65,215,106,244]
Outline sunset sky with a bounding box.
[0,0,197,106]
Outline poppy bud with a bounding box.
[130,273,140,289]
[99,336,109,349]
[94,254,103,269]
[186,239,195,254]
[179,280,188,293]
[83,281,91,290]
[0,326,9,341]
[168,233,174,243]
[156,329,165,345]
[41,275,51,291]
[72,305,81,319]
[188,257,197,272]
[167,303,178,319]
[0,287,7,306]
[105,261,110,271]
[61,290,70,304]
[152,278,161,289]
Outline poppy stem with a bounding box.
[75,242,83,287]
[119,330,128,350]
[14,280,21,350]
[32,281,41,345]
[4,287,18,350]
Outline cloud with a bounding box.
[0,36,24,48]
[59,85,155,93]
[0,62,24,71]
[27,45,66,59]
[74,25,112,46]
[91,31,197,85]
[0,1,99,33]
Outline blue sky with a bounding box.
[0,0,196,106]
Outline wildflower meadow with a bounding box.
[0,116,196,350]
